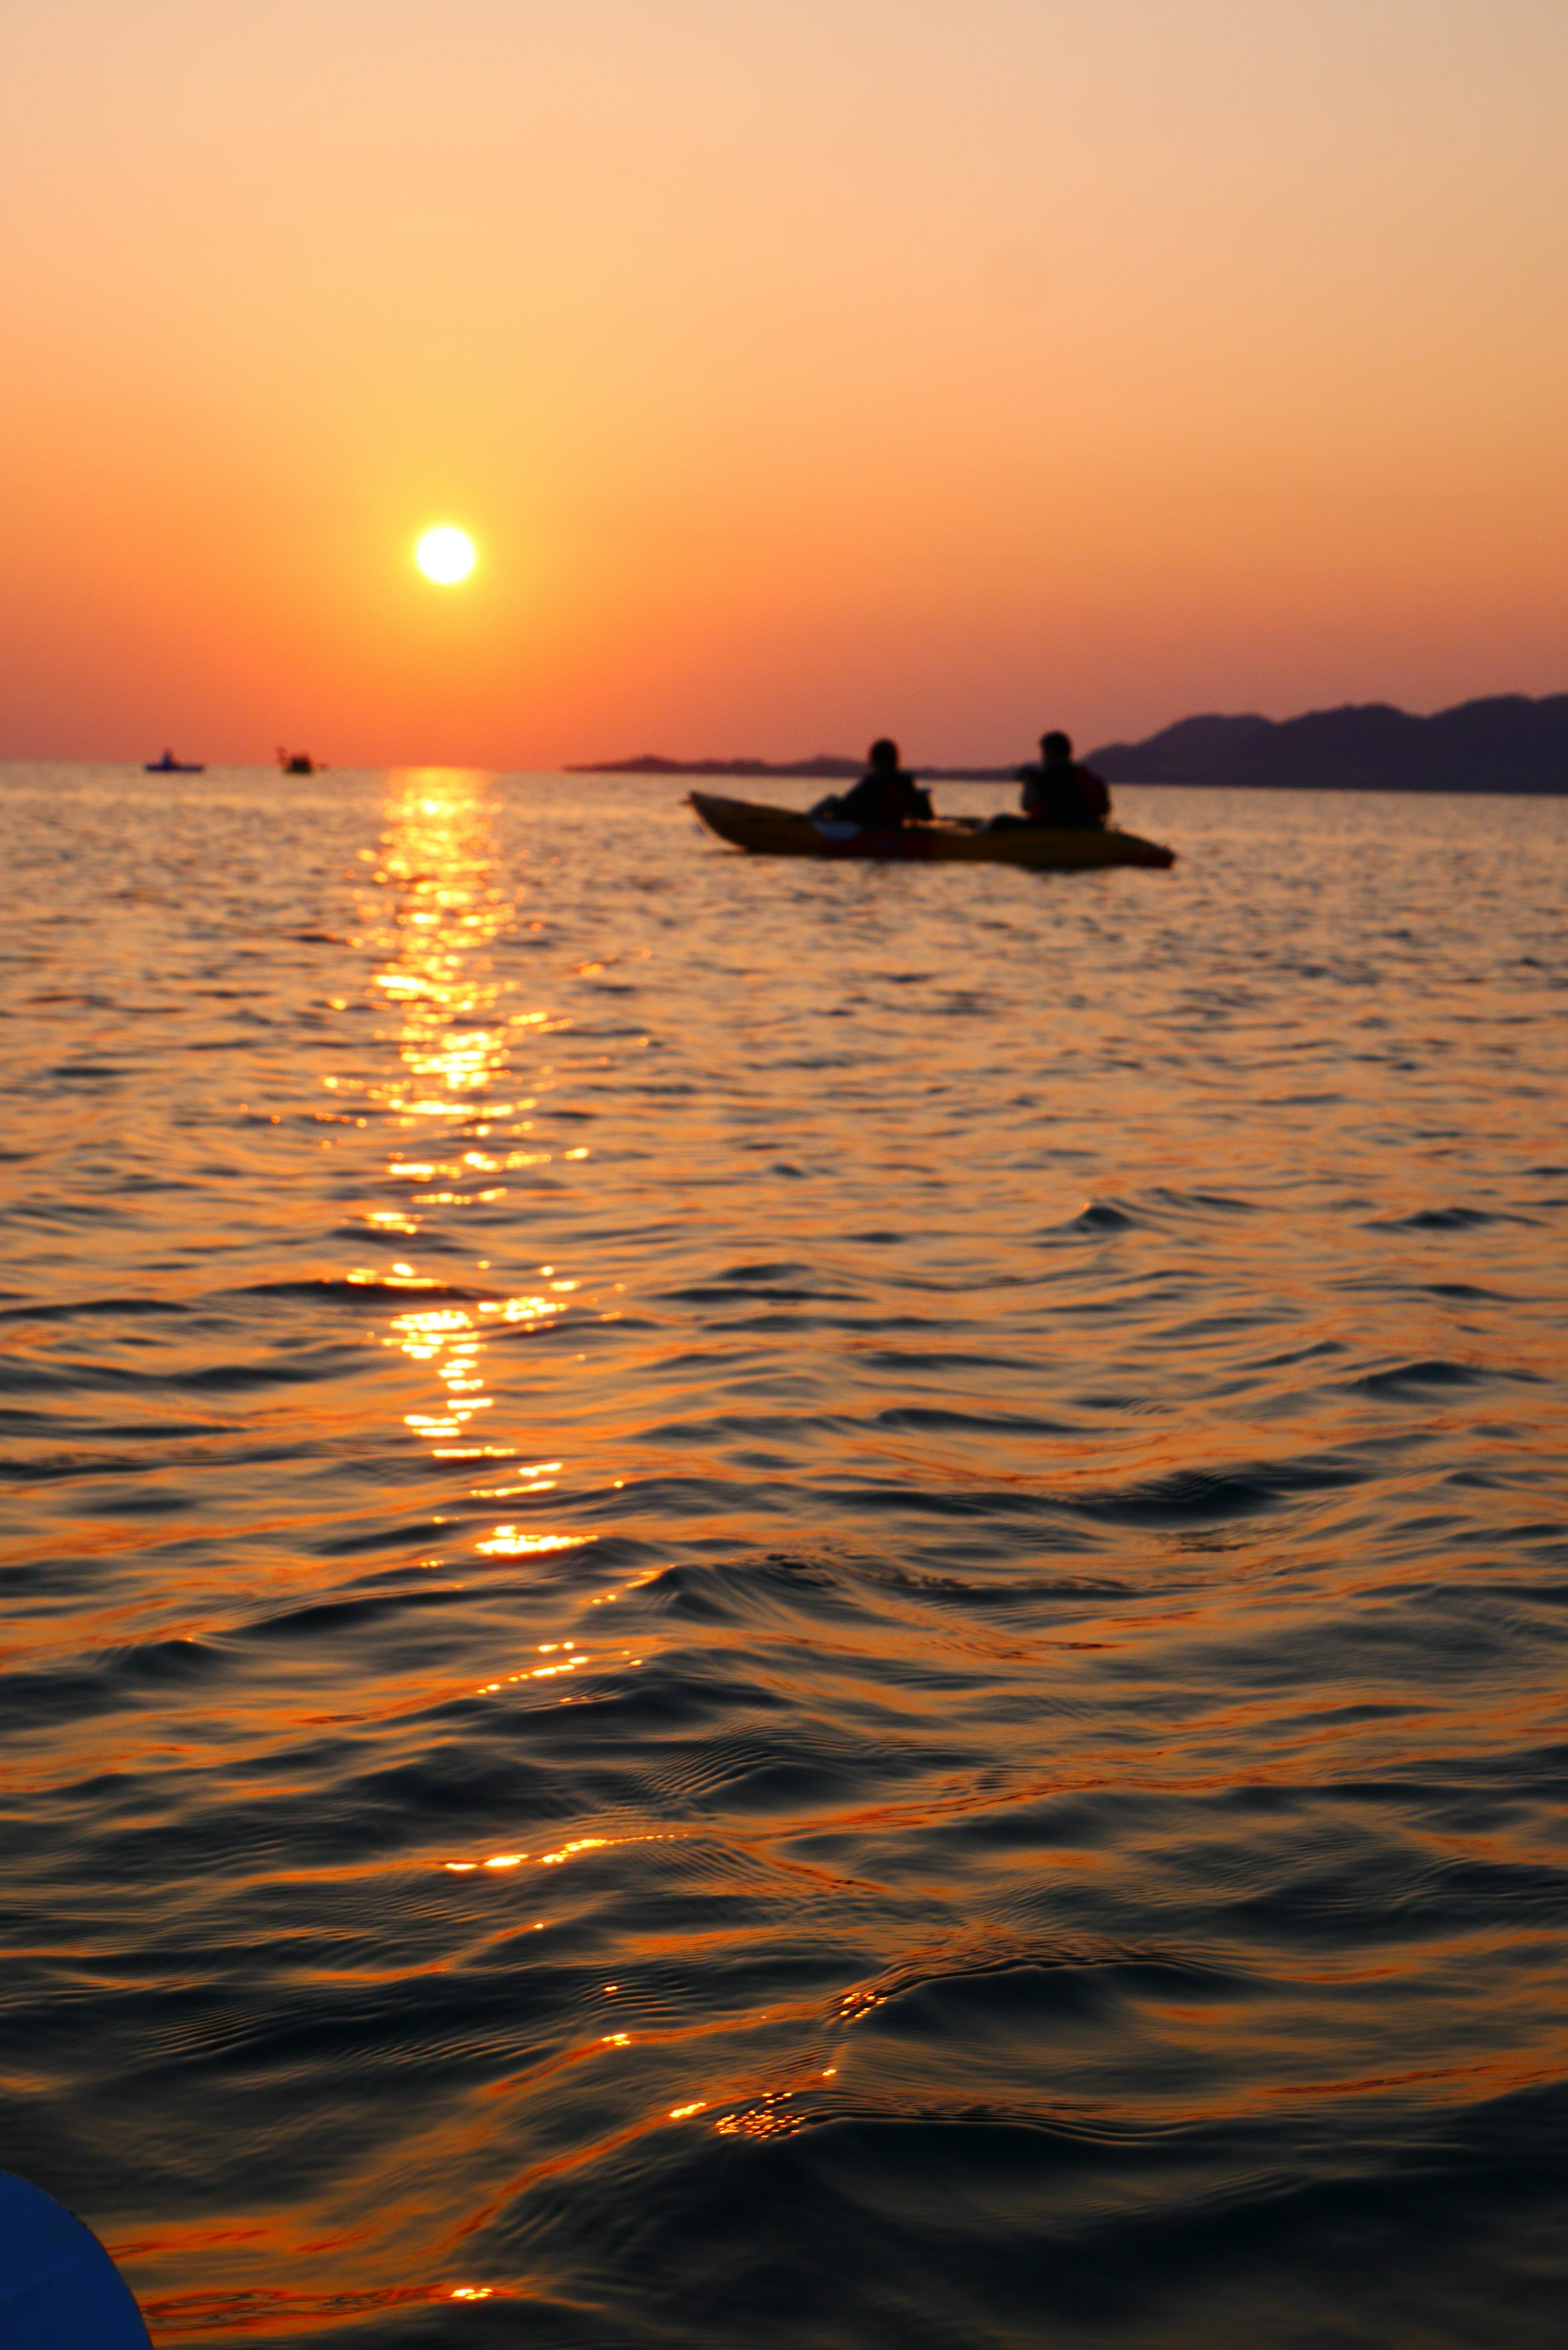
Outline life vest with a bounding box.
[1019,762,1109,828]
[841,771,931,827]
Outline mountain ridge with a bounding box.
[1090,694,1568,792]
[568,693,1568,793]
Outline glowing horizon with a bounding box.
[2,0,1566,768]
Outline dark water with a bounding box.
[3,764,1567,2349]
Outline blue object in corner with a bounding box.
[0,2171,152,2347]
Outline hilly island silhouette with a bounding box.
[569,693,1568,794]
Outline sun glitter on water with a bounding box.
[415,526,475,585]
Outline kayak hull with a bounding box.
[0,2170,152,2346]
[688,792,1174,870]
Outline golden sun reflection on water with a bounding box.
[347,769,589,1538]
[362,768,521,1134]
[337,774,682,2180]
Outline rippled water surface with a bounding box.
[4,764,1568,2349]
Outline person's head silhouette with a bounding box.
[869,738,900,773]
[1040,731,1073,765]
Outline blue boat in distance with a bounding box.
[144,748,205,773]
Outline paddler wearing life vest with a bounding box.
[1022,731,1111,828]
[996,731,1111,830]
[836,739,935,829]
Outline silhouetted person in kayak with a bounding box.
[837,739,933,829]
[989,731,1111,831]
[1019,731,1110,828]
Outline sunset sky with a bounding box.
[3,0,1565,766]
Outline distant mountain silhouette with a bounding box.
[569,695,1568,794]
[1089,695,1568,793]
[565,751,1017,782]
[567,751,863,779]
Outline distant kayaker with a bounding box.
[836,739,934,829]
[1010,732,1111,830]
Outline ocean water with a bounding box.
[3,762,1567,2350]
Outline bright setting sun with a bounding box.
[415,527,475,586]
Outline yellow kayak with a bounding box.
[689,791,1175,870]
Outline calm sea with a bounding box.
[3,764,1567,2350]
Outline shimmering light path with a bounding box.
[2,766,1567,2348]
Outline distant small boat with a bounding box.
[277,747,319,775]
[144,750,204,774]
[689,791,1176,870]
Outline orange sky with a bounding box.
[3,0,1565,766]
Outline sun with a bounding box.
[416,526,475,585]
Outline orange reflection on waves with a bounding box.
[363,774,517,1117]
[347,769,604,1602]
[134,2280,512,2336]
[351,771,559,1466]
